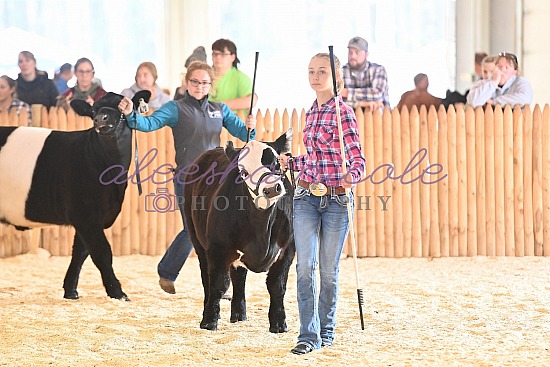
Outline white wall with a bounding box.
[523,0,550,105]
[455,0,491,93]
[164,0,212,97]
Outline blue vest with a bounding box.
[172,93,224,172]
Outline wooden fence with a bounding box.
[1,103,549,258]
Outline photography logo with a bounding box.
[144,188,179,213]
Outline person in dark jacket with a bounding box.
[118,61,256,295]
[16,51,59,109]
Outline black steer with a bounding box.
[183,130,295,332]
[0,91,149,301]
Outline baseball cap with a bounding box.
[348,36,368,52]
[185,46,207,68]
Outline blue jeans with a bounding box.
[293,187,353,349]
[157,179,194,282]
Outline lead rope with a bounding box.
[132,98,150,196]
[285,153,296,189]
[133,127,143,196]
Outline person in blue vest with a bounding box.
[118,61,256,294]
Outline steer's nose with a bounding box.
[94,114,107,124]
[263,183,282,198]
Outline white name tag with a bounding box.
[208,110,222,118]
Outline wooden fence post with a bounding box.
[409,106,423,257]
[522,105,534,255]
[484,106,496,256]
[494,106,506,256]
[383,108,393,257]
[456,107,468,256]
[391,108,403,258]
[513,106,525,256]
[542,105,550,256]
[475,106,486,256]
[373,107,384,256]
[438,105,449,257]
[419,106,430,257]
[400,107,413,257]
[503,105,515,255]
[364,108,376,257]
[355,108,367,257]
[447,106,459,257]
[428,106,440,257]
[532,105,543,256]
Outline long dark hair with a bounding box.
[1,75,17,96]
[74,57,95,73]
[212,39,240,68]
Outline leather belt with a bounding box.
[297,180,346,196]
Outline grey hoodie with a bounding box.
[121,83,171,109]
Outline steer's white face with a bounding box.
[238,140,286,210]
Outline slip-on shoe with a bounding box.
[291,343,314,355]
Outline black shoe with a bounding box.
[321,340,333,348]
[291,343,314,355]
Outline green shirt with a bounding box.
[210,67,253,116]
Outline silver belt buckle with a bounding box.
[309,182,327,197]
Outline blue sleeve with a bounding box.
[125,101,179,131]
[221,103,256,141]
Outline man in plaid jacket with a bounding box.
[341,36,390,110]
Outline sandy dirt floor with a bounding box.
[1,250,549,367]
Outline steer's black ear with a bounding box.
[71,99,94,118]
[225,140,239,161]
[268,128,293,154]
[92,92,124,113]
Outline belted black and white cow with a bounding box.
[0,91,149,301]
[183,130,295,332]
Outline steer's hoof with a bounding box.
[200,321,218,331]
[108,291,130,301]
[63,291,79,300]
[269,321,288,333]
[230,313,247,323]
[120,295,131,302]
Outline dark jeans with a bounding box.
[157,179,194,281]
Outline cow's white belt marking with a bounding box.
[0,127,52,227]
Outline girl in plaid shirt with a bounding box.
[280,53,365,355]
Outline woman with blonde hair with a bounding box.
[16,51,59,109]
[121,62,171,109]
[279,53,365,354]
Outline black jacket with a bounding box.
[16,71,59,109]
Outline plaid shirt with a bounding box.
[292,96,366,186]
[0,99,32,125]
[343,61,390,108]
